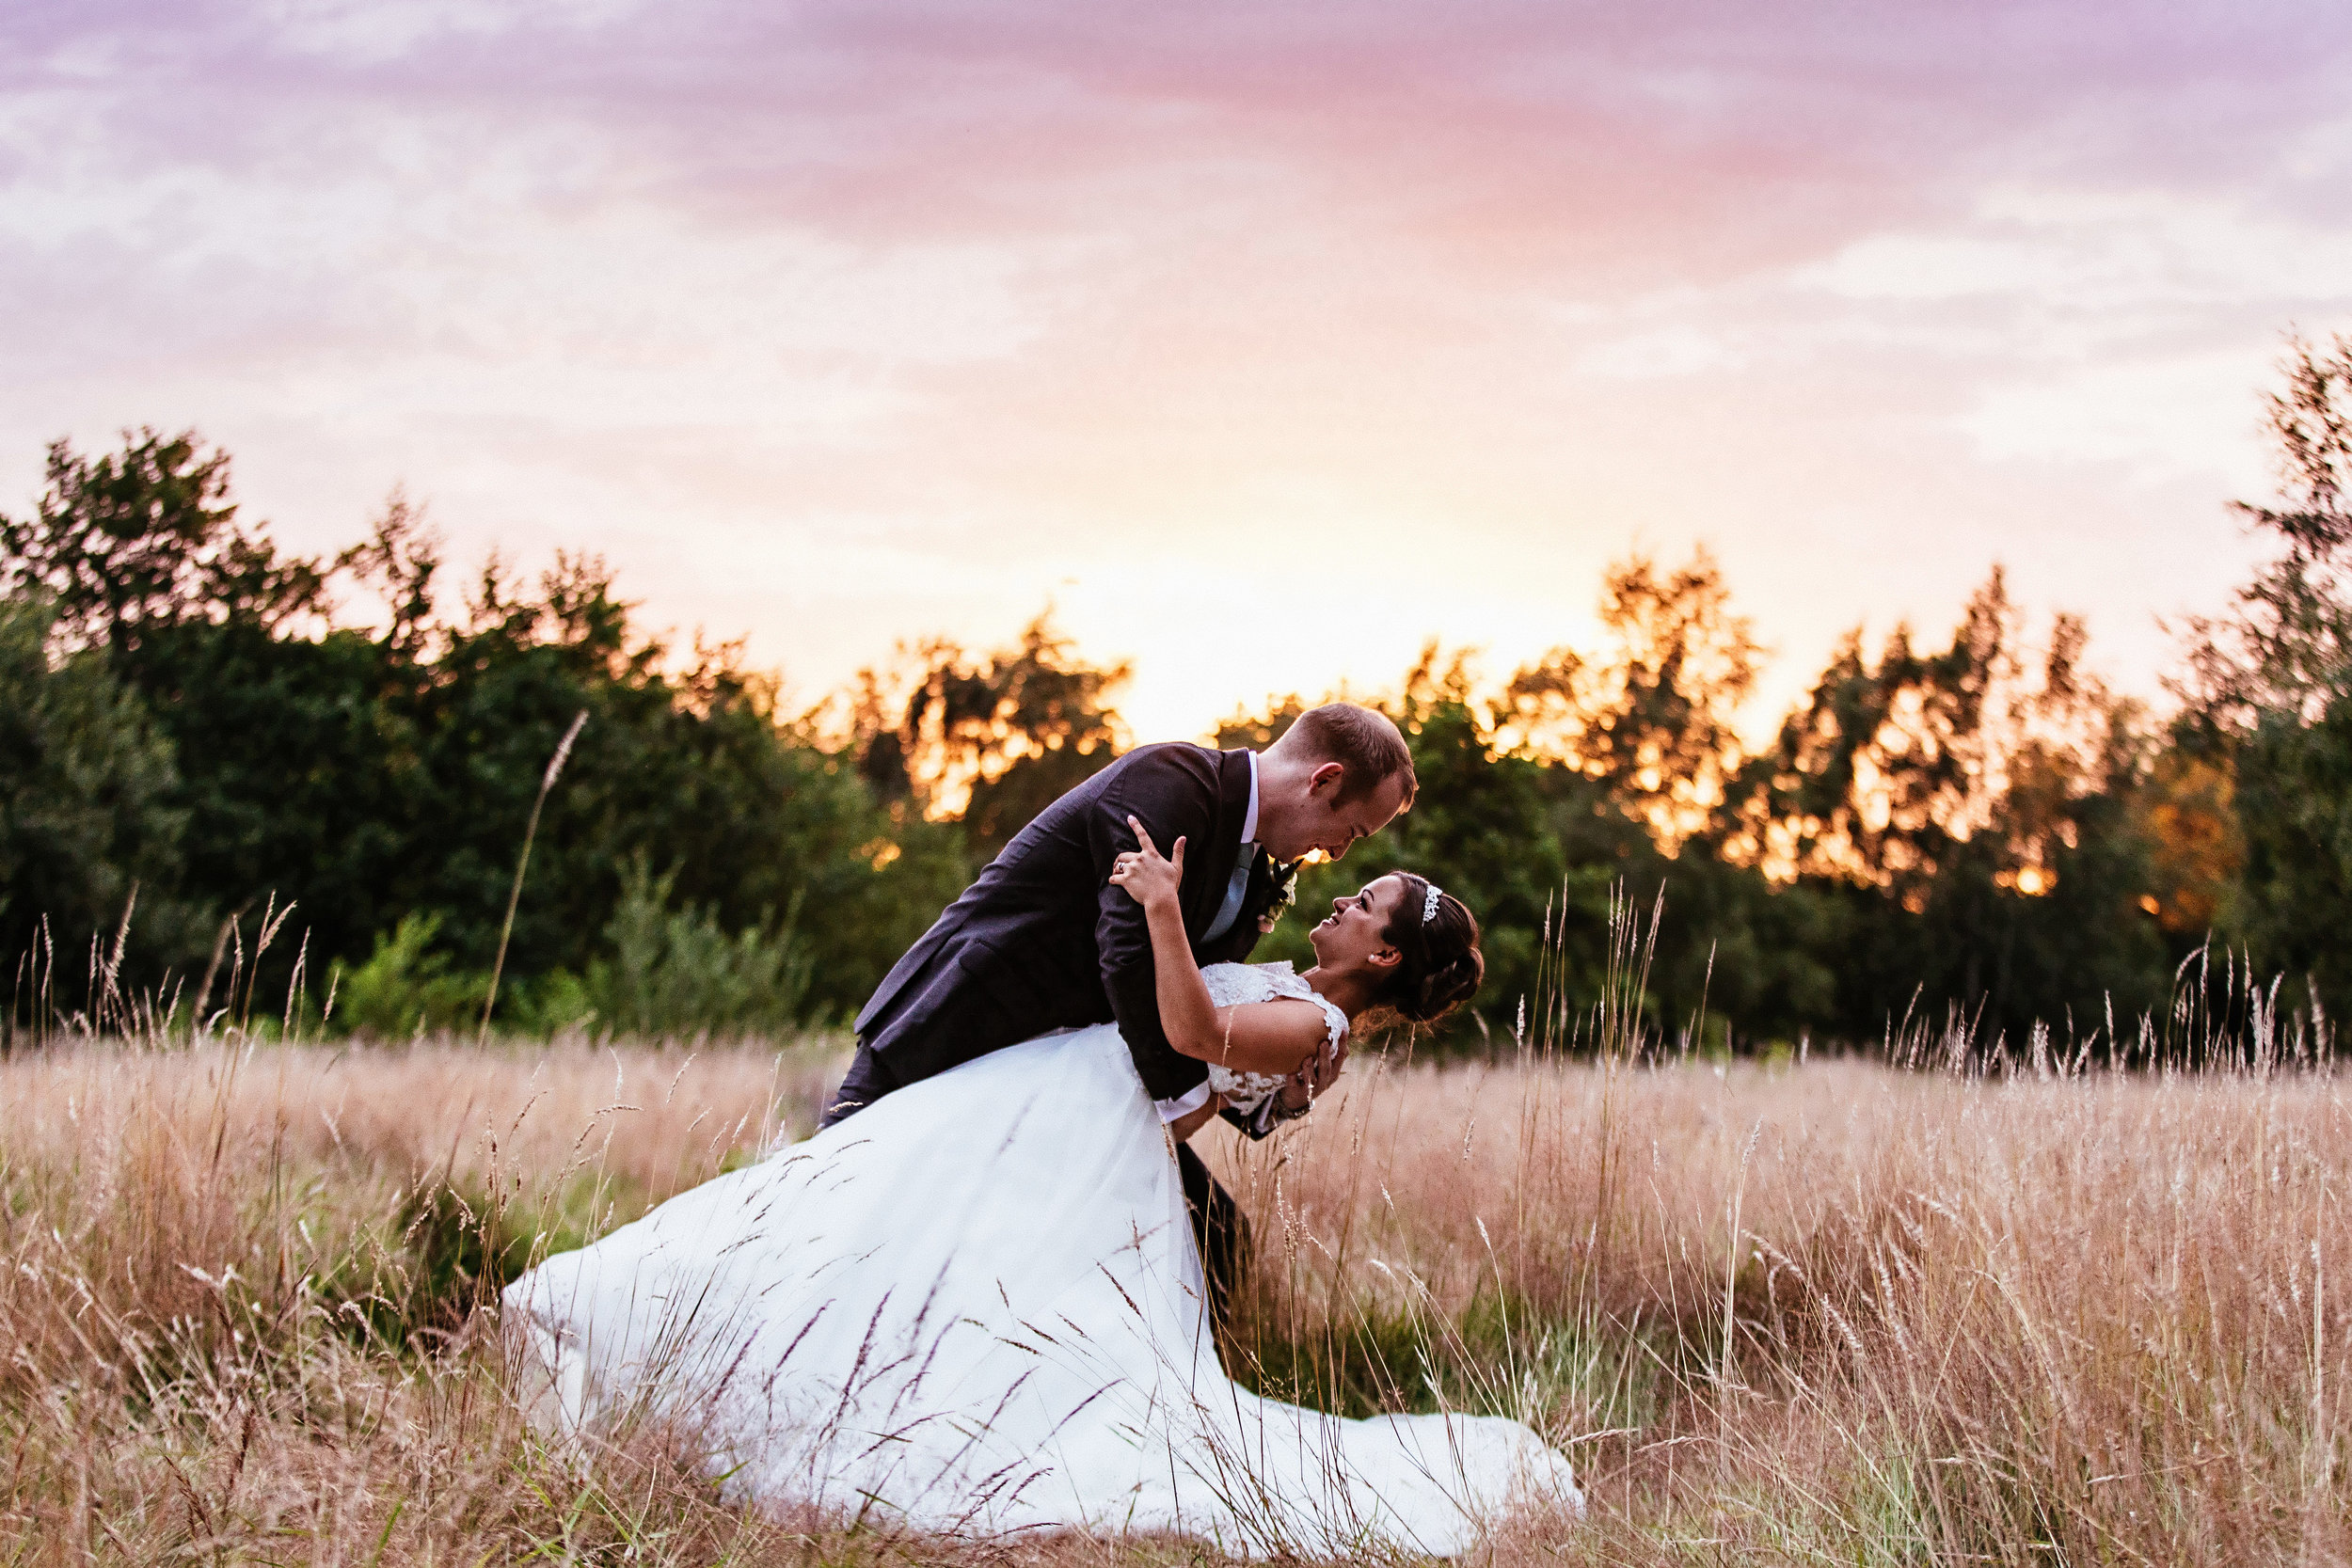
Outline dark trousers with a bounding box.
[821,1043,1252,1335]
[819,1040,900,1128]
[1177,1138,1250,1337]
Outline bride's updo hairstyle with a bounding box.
[1375,872,1483,1023]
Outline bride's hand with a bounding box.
[1109,816,1185,911]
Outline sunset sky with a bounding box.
[8,1,2352,740]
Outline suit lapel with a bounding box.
[1184,748,1255,945]
[1243,850,1274,926]
[1224,847,1274,955]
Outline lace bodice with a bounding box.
[1196,962,1349,1116]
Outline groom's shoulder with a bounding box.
[1100,740,1228,798]
[1114,738,1222,775]
[1029,742,1225,826]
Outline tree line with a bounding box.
[4,337,2348,1053]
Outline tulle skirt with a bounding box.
[502,1022,1581,1556]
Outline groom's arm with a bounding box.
[1089,750,1220,1108]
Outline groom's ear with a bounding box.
[1307,760,1347,799]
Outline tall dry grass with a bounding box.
[0,1037,836,1564]
[2,1031,2346,1563]
[1220,1050,2352,1563]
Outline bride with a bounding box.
[503,824,1581,1556]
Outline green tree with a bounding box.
[580,856,813,1038]
[0,596,194,998]
[2229,704,2352,1009]
[0,430,329,654]
[367,550,967,1019]
[849,612,1129,858]
[1725,573,2165,1044]
[1502,547,1764,845]
[1,432,973,1029]
[1496,553,1814,1051]
[3,438,425,981]
[2175,333,2352,1014]
[2178,332,2352,728]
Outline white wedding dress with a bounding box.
[503,962,1581,1556]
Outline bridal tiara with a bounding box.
[1422,883,1442,924]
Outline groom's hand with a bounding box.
[1280,1033,1347,1114]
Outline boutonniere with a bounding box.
[1258,859,1300,935]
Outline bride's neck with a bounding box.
[1302,965,1377,1019]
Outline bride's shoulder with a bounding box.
[1229,962,1347,1045]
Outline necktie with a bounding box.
[1201,843,1257,944]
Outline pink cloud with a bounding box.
[5,0,2351,739]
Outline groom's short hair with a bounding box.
[1287,703,1416,807]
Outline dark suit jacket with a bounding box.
[853,742,1278,1109]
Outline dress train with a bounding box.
[503,1007,1581,1556]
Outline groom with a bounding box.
[826,703,1417,1320]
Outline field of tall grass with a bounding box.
[2,1026,2346,1563]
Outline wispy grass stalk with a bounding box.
[481,708,587,1042]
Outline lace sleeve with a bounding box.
[1258,963,1348,1057]
[1297,990,1348,1059]
[1184,964,1349,1120]
[1195,963,1332,1117]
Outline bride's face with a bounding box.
[1308,874,1408,980]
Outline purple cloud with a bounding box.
[5,0,2350,738]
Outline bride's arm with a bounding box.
[1109,817,1329,1077]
